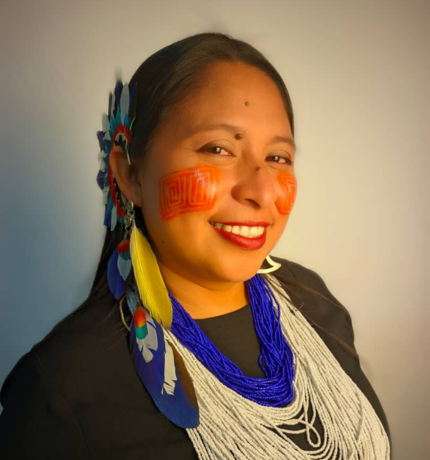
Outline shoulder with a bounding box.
[1,293,129,405]
[0,294,126,460]
[270,257,356,350]
[0,293,195,458]
[276,257,340,299]
[2,293,134,405]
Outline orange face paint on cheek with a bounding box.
[275,174,297,216]
[159,165,220,220]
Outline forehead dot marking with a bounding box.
[245,101,250,106]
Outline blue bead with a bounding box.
[170,275,295,407]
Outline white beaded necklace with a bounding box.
[164,280,390,459]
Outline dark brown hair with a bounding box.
[127,32,294,162]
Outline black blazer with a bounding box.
[0,259,390,459]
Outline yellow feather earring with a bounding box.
[128,220,199,427]
[129,222,172,328]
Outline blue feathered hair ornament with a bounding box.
[97,80,199,428]
[97,80,136,299]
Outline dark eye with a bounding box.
[267,155,294,166]
[199,144,231,156]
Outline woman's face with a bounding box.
[136,60,296,288]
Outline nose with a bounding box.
[231,164,278,210]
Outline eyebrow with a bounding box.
[191,122,296,150]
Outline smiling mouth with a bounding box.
[209,221,269,250]
[209,222,267,238]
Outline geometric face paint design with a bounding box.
[275,174,297,216]
[159,165,220,220]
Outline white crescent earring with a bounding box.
[257,255,281,274]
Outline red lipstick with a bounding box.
[210,222,268,250]
[215,221,270,227]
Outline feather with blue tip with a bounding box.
[131,306,199,428]
[117,238,131,279]
[107,250,124,300]
[107,238,132,300]
[96,170,105,191]
[96,131,105,151]
[102,114,110,141]
[126,285,139,315]
[104,197,113,227]
[103,139,111,154]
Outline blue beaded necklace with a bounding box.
[170,274,295,407]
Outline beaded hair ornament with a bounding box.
[96,80,295,430]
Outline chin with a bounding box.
[210,257,266,284]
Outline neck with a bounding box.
[158,263,248,319]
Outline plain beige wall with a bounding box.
[2,1,429,458]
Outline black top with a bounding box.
[0,259,390,459]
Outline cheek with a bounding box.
[275,174,297,216]
[159,165,220,221]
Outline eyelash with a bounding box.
[200,144,231,156]
[267,155,294,166]
[199,144,294,165]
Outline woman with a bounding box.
[0,33,390,459]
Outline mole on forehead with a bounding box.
[235,101,249,138]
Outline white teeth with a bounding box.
[211,222,265,238]
[250,226,264,237]
[239,226,250,237]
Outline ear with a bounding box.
[109,146,144,207]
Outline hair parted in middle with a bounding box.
[128,32,294,162]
